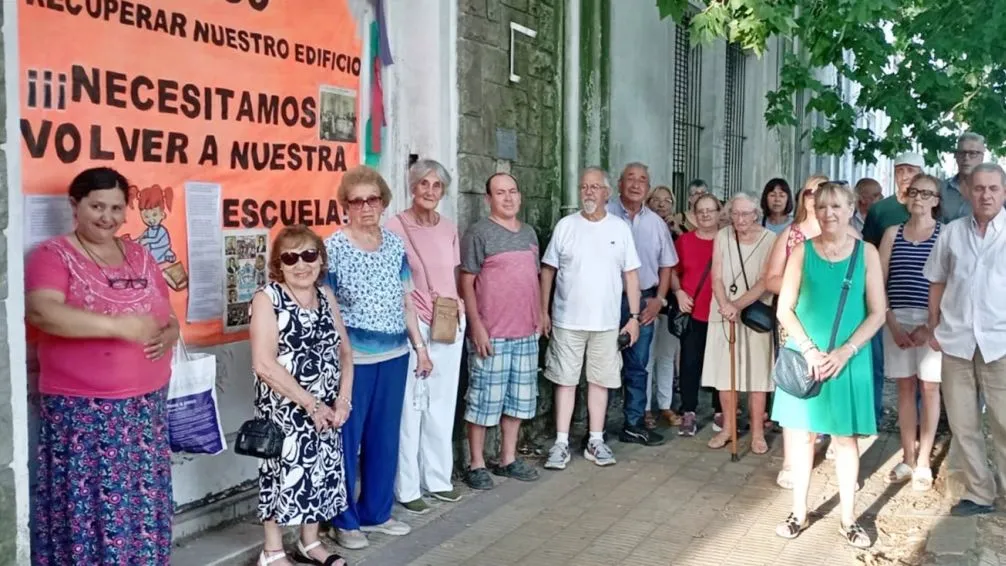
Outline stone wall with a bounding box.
[0,6,18,563]
[454,0,565,468]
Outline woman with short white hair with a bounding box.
[702,192,776,453]
[385,159,467,515]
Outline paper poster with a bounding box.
[20,0,364,345]
[223,229,269,333]
[24,195,73,253]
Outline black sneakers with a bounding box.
[619,425,666,446]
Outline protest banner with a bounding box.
[20,0,363,345]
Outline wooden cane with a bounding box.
[729,320,740,462]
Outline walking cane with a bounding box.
[729,320,740,462]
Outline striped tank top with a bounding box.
[887,222,941,310]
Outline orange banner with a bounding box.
[20,0,363,345]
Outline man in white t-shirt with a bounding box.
[539,166,642,470]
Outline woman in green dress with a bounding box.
[772,183,887,548]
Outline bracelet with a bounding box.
[801,345,818,355]
[308,397,322,416]
[413,342,427,351]
[846,343,859,356]
[335,395,353,411]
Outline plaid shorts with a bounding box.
[464,334,539,427]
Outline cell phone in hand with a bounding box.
[617,332,631,350]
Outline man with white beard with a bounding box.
[540,167,642,469]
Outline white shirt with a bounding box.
[542,211,641,331]
[923,208,1006,363]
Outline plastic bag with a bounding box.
[167,342,227,454]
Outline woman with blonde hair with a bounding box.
[644,186,682,427]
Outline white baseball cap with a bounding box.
[894,152,925,169]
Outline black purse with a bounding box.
[666,259,713,338]
[772,240,861,399]
[234,417,284,459]
[734,229,774,333]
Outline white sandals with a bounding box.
[887,462,913,484]
[912,467,934,491]
[258,549,288,566]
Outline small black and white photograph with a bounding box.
[319,85,358,143]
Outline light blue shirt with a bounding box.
[606,198,679,289]
[942,175,972,223]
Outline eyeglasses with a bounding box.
[907,187,939,200]
[803,188,817,198]
[695,207,719,216]
[346,196,382,210]
[955,150,983,159]
[107,277,148,290]
[730,210,756,219]
[280,249,320,266]
[579,183,606,193]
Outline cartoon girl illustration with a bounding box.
[129,184,178,264]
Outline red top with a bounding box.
[674,231,716,322]
[26,236,173,398]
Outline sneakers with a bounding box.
[619,425,666,446]
[332,528,369,550]
[544,442,571,470]
[430,488,462,502]
[491,458,540,482]
[678,411,697,437]
[400,498,431,515]
[584,439,617,466]
[360,518,411,536]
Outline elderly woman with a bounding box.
[251,225,352,566]
[702,192,776,453]
[326,165,431,549]
[878,174,943,491]
[761,178,794,234]
[772,183,886,548]
[27,167,178,565]
[385,159,466,514]
[670,193,723,436]
[640,186,682,428]
[670,179,710,235]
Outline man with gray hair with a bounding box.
[942,132,986,222]
[607,162,678,446]
[923,162,1006,516]
[540,167,642,469]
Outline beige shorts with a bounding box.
[884,308,942,382]
[544,327,622,389]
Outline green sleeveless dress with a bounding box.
[771,240,877,436]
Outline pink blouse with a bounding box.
[26,236,173,398]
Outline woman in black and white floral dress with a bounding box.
[250,225,354,566]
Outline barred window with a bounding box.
[671,17,703,212]
[723,42,747,198]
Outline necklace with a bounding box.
[284,284,319,325]
[819,236,850,268]
[75,233,147,289]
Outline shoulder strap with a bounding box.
[827,240,863,350]
[694,259,713,294]
[395,213,437,296]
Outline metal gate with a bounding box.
[723,42,747,199]
[671,17,703,212]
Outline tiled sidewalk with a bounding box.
[180,428,1004,566]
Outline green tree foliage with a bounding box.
[656,0,1006,164]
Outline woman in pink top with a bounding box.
[27,168,178,566]
[385,159,466,514]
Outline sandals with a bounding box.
[776,467,793,490]
[775,513,808,539]
[662,410,683,427]
[707,431,732,449]
[887,462,913,484]
[295,540,346,566]
[751,436,769,455]
[643,411,658,430]
[259,549,289,566]
[839,522,872,548]
[912,467,934,492]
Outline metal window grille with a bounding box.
[671,17,703,212]
[723,43,747,198]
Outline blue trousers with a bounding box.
[871,332,885,426]
[332,354,409,531]
[620,288,657,429]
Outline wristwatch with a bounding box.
[659,297,668,308]
[629,313,640,321]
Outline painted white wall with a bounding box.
[608,0,676,184]
[741,40,788,194]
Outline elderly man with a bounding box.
[607,162,678,446]
[460,173,542,491]
[540,167,642,470]
[851,178,883,234]
[862,152,924,247]
[942,132,986,223]
[923,163,1006,516]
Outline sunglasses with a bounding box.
[346,196,382,210]
[279,249,320,266]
